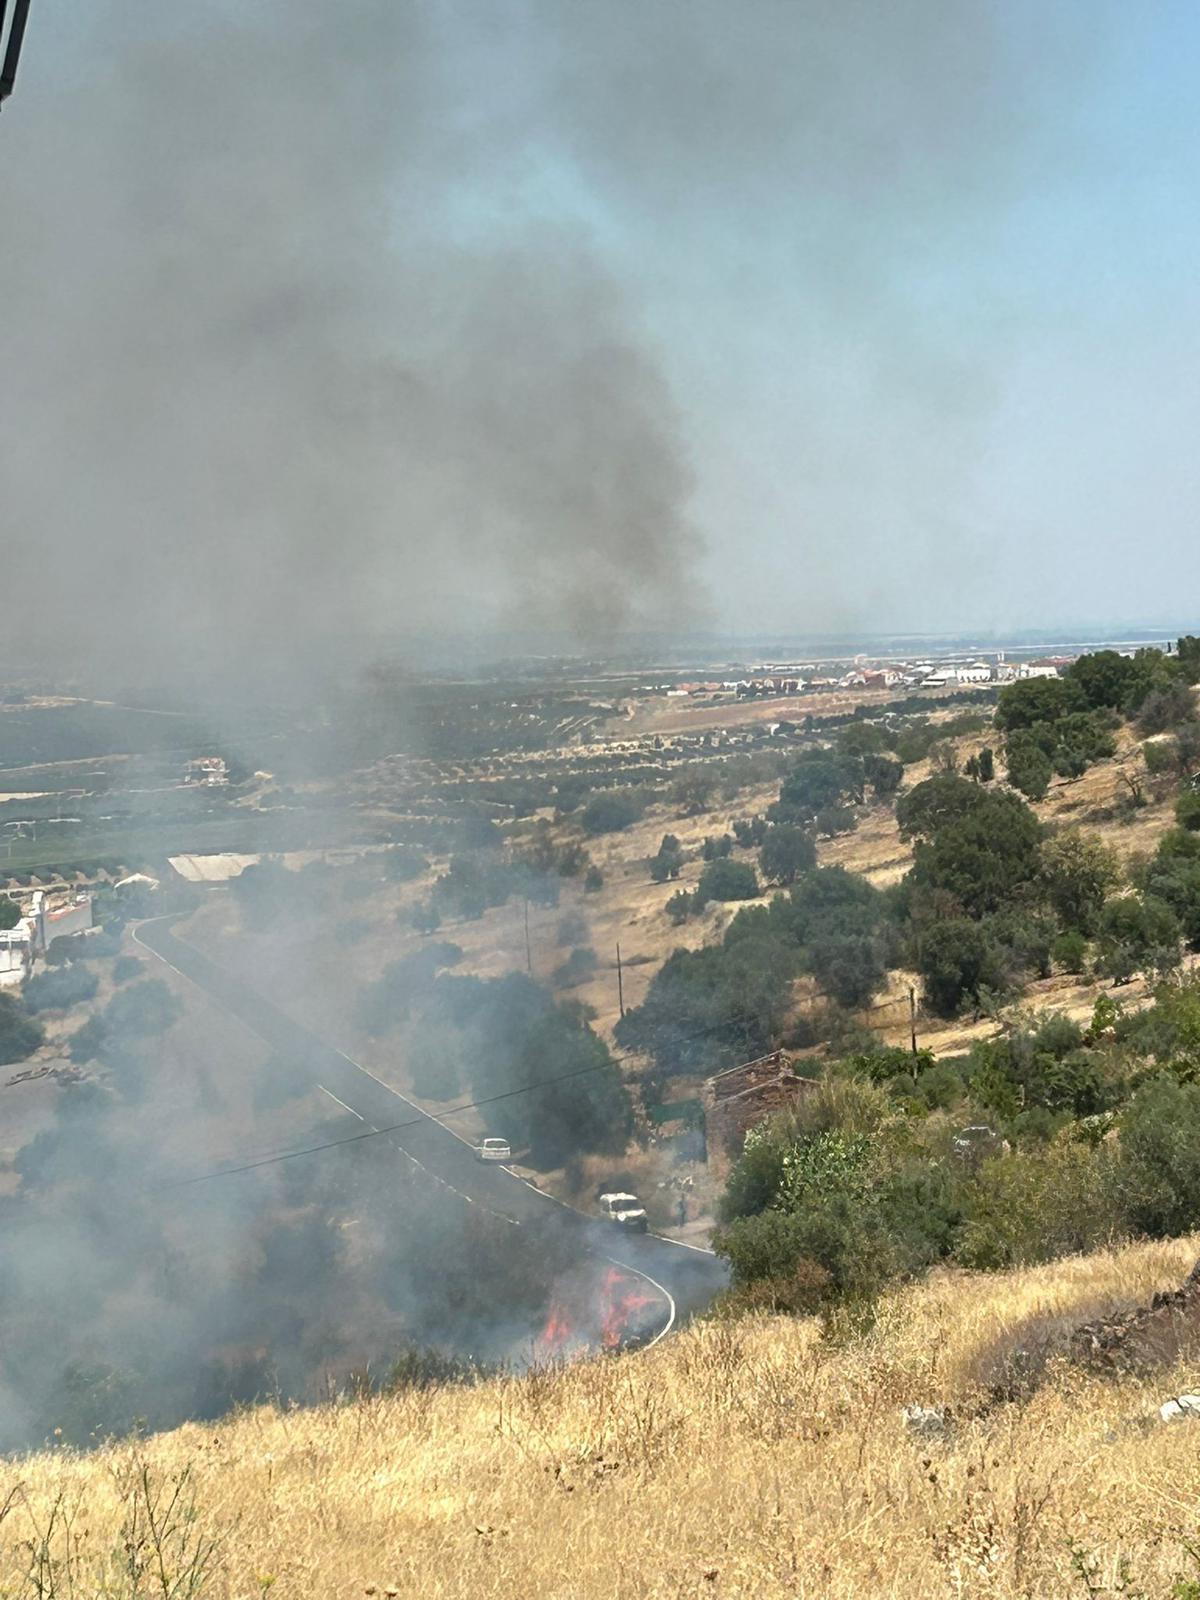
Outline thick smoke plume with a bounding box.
[0,1,702,689]
[1,1,1116,688]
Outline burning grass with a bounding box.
[6,1235,1200,1597]
[538,1264,666,1359]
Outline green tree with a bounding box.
[410,899,442,934]
[48,1360,141,1448]
[917,919,1005,1017]
[908,790,1042,918]
[1121,976,1200,1074]
[1096,894,1181,984]
[1137,680,1196,736]
[1177,636,1200,685]
[413,974,632,1164]
[989,906,1057,982]
[1063,649,1137,712]
[957,1143,1119,1271]
[669,767,718,815]
[581,789,647,836]
[0,897,19,931]
[733,815,769,848]
[615,937,797,1073]
[1039,828,1120,933]
[666,889,693,924]
[359,943,464,1035]
[896,774,986,840]
[815,804,858,837]
[700,833,734,862]
[552,946,598,989]
[995,676,1080,731]
[810,932,887,1009]
[837,722,892,758]
[759,825,817,885]
[1122,647,1187,719]
[1169,723,1200,779]
[863,753,903,800]
[1004,734,1053,800]
[24,963,99,1013]
[1138,847,1200,950]
[695,858,759,905]
[777,752,862,819]
[715,1100,962,1301]
[649,833,685,883]
[1119,1077,1200,1237]
[1052,929,1089,973]
[0,993,44,1064]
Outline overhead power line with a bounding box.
[162,1011,756,1191]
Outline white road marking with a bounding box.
[599,1253,677,1349]
[330,1046,476,1150]
[318,1085,363,1119]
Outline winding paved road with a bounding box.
[134,915,729,1339]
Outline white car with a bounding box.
[598,1192,649,1232]
[475,1137,512,1164]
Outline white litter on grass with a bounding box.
[902,1404,949,1439]
[1159,1395,1200,1424]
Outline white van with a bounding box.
[475,1137,512,1164]
[598,1192,648,1232]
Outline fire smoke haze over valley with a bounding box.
[10,10,1200,1598]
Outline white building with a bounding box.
[949,664,993,684]
[183,756,229,787]
[0,925,32,989]
[30,889,93,953]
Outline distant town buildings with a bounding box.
[1017,660,1065,679]
[183,756,229,786]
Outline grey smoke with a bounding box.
[2,1,1132,692]
[0,1,704,689]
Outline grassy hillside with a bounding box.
[6,1235,1200,1597]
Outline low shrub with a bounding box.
[24,962,99,1013]
[552,947,598,989]
[956,1141,1122,1271]
[0,993,43,1064]
[695,859,759,905]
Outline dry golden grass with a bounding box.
[7,1236,1200,1598]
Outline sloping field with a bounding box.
[5,1235,1200,1598]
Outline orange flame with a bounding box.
[539,1300,574,1354]
[598,1266,659,1350]
[537,1265,662,1358]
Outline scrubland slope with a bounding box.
[6,1235,1200,1598]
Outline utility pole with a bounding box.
[616,942,625,1018]
[0,0,33,109]
[523,897,532,976]
[908,985,919,1060]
